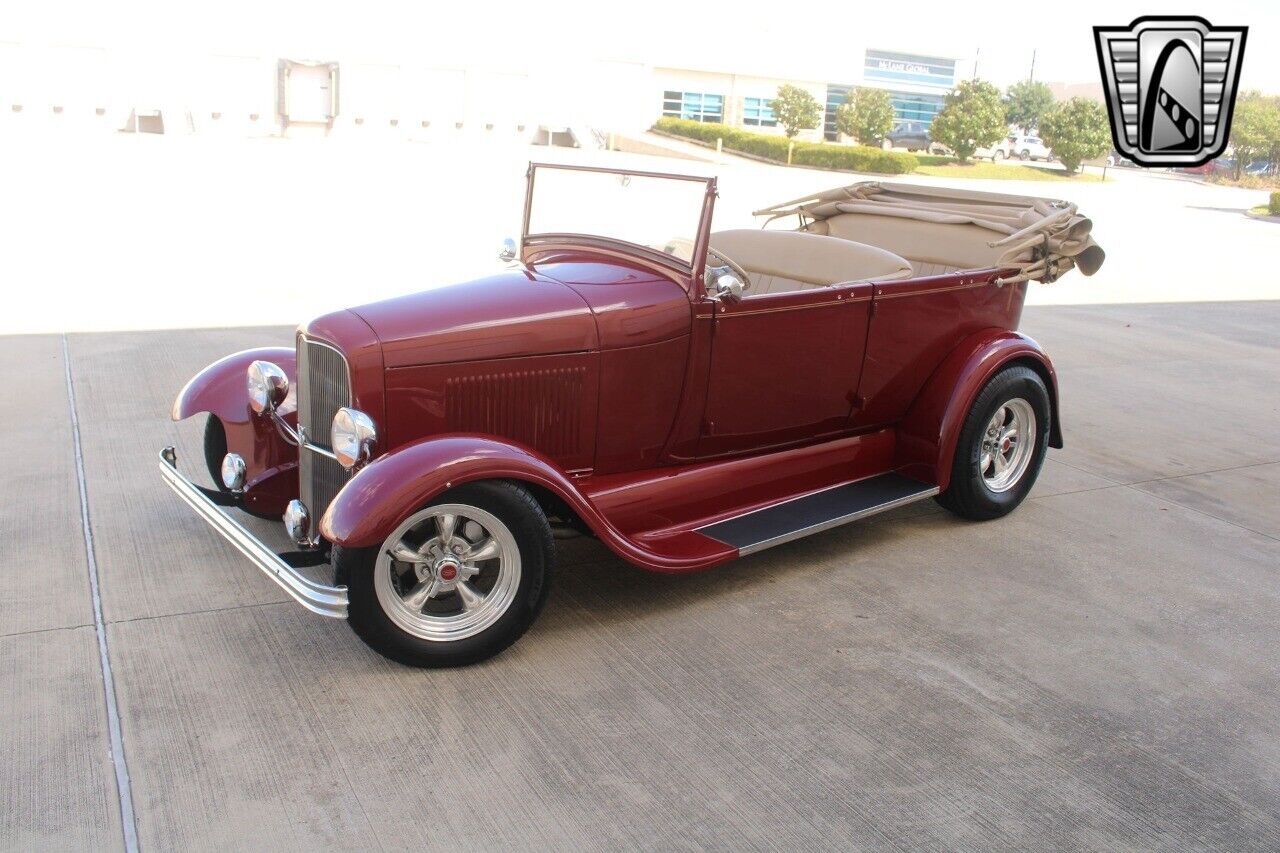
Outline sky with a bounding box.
[3,0,1278,94]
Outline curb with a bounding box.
[1245,209,1280,223]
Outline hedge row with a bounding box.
[653,117,919,175]
[1271,191,1280,215]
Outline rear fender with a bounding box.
[172,347,299,515]
[319,435,727,572]
[895,330,1062,491]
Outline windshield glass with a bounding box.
[524,164,712,266]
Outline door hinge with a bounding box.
[702,418,715,436]
[869,300,878,318]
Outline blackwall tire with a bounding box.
[336,481,554,668]
[993,150,1005,161]
[936,365,1051,521]
[203,414,228,488]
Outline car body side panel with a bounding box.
[894,329,1061,490]
[383,351,600,473]
[530,256,694,475]
[318,435,738,573]
[854,273,1026,430]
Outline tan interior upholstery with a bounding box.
[709,229,912,295]
[754,181,1105,285]
[803,216,1003,277]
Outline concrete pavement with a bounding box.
[2,301,1279,850]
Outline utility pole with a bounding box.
[974,46,980,80]
[1029,49,1037,82]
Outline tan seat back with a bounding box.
[804,214,1006,277]
[709,229,912,296]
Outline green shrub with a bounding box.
[1271,191,1280,215]
[652,117,917,175]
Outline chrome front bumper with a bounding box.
[158,447,348,619]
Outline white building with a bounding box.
[0,40,967,142]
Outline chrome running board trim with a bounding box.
[159,447,348,618]
[696,473,939,556]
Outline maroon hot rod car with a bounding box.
[161,165,1104,667]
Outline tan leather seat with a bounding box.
[709,229,912,296]
[804,215,1005,277]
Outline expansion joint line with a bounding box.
[62,334,141,853]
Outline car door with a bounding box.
[696,283,872,458]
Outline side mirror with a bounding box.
[708,266,745,303]
[498,237,518,263]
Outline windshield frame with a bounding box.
[520,162,718,293]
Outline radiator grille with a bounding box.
[296,336,352,539]
[446,367,586,458]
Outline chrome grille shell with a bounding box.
[296,335,353,543]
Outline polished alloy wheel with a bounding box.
[374,503,521,642]
[979,398,1036,493]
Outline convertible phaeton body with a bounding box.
[161,164,1104,666]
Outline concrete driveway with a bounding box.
[4,299,1279,851]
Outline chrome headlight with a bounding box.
[247,360,289,414]
[331,407,376,469]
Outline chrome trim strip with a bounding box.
[158,448,348,619]
[695,479,940,557]
[261,413,339,461]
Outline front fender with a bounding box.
[172,346,299,517]
[319,435,729,572]
[895,330,1062,491]
[171,346,296,424]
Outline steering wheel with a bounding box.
[705,247,753,296]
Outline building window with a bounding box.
[742,97,776,127]
[823,84,851,140]
[662,90,724,123]
[889,92,946,123]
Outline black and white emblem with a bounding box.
[1094,16,1247,167]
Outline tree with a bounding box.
[1229,92,1280,178]
[928,80,1007,162]
[772,84,822,139]
[1039,97,1111,174]
[836,87,895,146]
[1004,80,1055,134]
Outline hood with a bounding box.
[349,270,598,369]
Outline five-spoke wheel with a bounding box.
[337,481,554,667]
[374,504,520,642]
[979,398,1036,493]
[937,365,1050,520]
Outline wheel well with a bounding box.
[504,480,593,537]
[1004,356,1063,448]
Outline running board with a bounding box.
[697,473,939,556]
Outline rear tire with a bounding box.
[1020,150,1031,161]
[936,365,1051,521]
[336,481,554,668]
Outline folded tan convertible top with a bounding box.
[753,181,1106,285]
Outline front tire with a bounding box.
[336,481,554,667]
[936,365,1051,521]
[203,414,228,488]
[993,150,1005,161]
